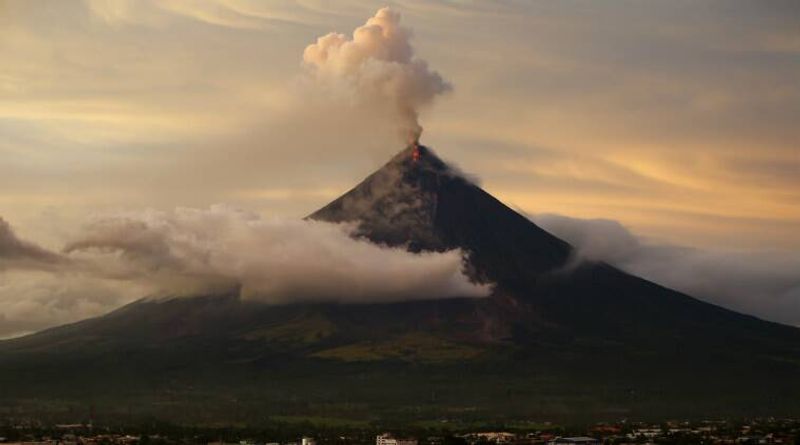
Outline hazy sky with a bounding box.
[1,0,799,335]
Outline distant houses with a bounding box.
[472,432,516,443]
[3,418,799,445]
[546,438,599,445]
[376,433,418,445]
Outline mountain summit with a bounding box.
[310,145,571,288]
[2,145,800,423]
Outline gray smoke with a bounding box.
[0,217,64,271]
[302,7,451,143]
[0,217,143,339]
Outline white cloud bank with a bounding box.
[534,214,800,327]
[0,207,489,338]
[0,217,65,271]
[2,207,800,338]
[63,205,489,303]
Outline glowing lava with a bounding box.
[411,144,421,162]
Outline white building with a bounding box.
[473,432,516,443]
[376,433,418,445]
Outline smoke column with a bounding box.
[303,7,450,143]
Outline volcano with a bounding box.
[1,145,800,424]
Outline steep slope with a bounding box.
[310,145,800,348]
[2,145,800,423]
[310,145,572,289]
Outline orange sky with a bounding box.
[1,0,800,338]
[1,0,798,251]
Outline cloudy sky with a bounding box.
[1,0,799,336]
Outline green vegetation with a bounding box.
[409,419,558,432]
[241,313,337,345]
[312,332,484,363]
[269,416,371,428]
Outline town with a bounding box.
[1,418,799,445]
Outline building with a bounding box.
[376,433,418,445]
[473,432,516,443]
[547,438,599,445]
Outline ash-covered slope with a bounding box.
[309,146,798,346]
[310,145,571,290]
[2,145,800,422]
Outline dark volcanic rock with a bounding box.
[310,145,572,290]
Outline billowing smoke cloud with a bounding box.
[533,213,800,327]
[302,7,451,143]
[63,205,489,303]
[0,217,64,270]
[0,207,488,338]
[0,269,148,340]
[0,217,145,339]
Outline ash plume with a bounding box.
[302,7,450,143]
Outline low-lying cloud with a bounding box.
[533,213,800,327]
[63,206,489,303]
[0,217,64,271]
[0,269,148,340]
[0,218,147,339]
[3,206,799,338]
[0,207,489,338]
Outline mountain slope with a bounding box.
[310,145,572,289]
[311,145,800,349]
[1,145,800,423]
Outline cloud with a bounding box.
[302,7,451,142]
[1,0,799,337]
[0,206,489,338]
[3,1,799,253]
[83,0,326,29]
[533,213,800,326]
[63,205,490,303]
[0,215,148,339]
[0,217,64,270]
[0,269,147,339]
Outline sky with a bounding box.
[1,0,799,336]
